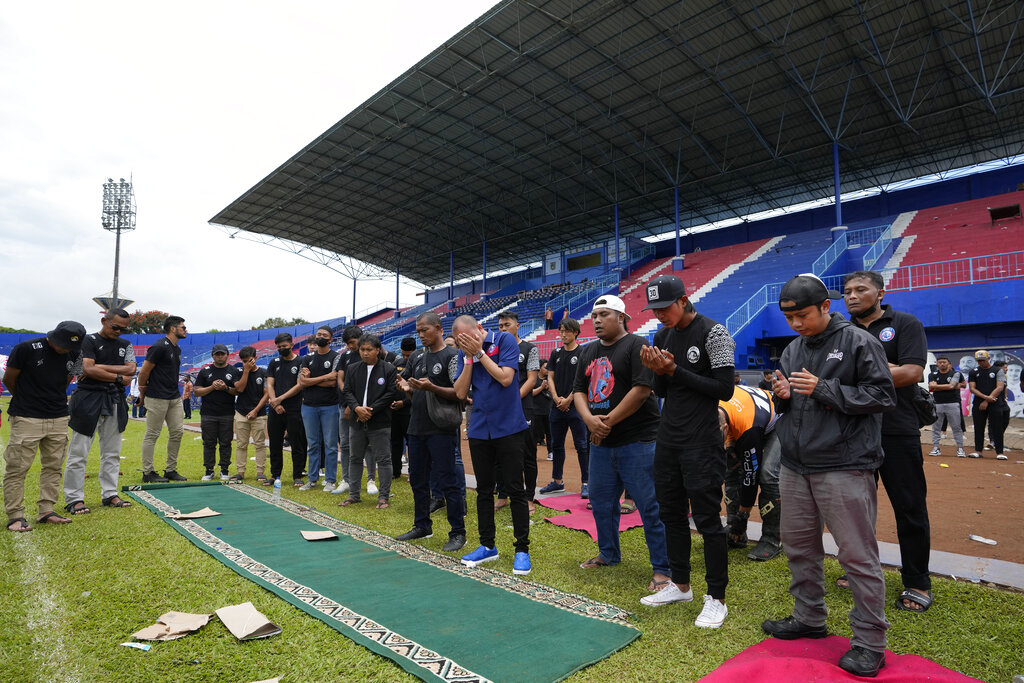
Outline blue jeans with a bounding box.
[589,440,669,573]
[301,404,339,484]
[549,405,589,481]
[431,439,466,501]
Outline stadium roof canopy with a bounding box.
[211,0,1024,287]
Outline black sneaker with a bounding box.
[163,470,187,482]
[442,534,467,552]
[839,646,886,677]
[142,471,168,483]
[762,616,828,640]
[396,527,433,541]
[429,498,446,514]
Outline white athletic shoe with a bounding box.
[640,582,693,607]
[694,595,728,629]
[201,472,214,481]
[323,481,335,493]
[956,448,966,458]
[967,452,982,459]
[996,454,1008,460]
[367,481,379,495]
[928,448,941,456]
[298,481,317,491]
[331,481,351,495]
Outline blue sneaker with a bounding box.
[513,552,532,575]
[580,482,589,499]
[539,480,564,494]
[461,545,499,567]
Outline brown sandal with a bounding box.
[6,518,33,532]
[338,498,359,507]
[37,512,72,524]
[376,499,390,509]
[580,555,611,569]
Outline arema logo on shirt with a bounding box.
[586,356,614,409]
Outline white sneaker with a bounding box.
[298,481,317,491]
[967,452,982,459]
[331,481,351,495]
[201,472,214,481]
[367,481,379,495]
[956,448,966,458]
[323,481,335,493]
[694,594,728,629]
[640,582,693,607]
[996,454,1008,460]
[928,448,941,456]
[219,472,230,481]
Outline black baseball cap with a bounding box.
[779,274,841,312]
[642,275,687,311]
[211,343,229,355]
[47,321,86,354]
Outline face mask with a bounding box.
[315,337,329,348]
[853,303,879,320]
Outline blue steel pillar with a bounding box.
[560,249,566,285]
[833,142,842,227]
[394,267,400,319]
[673,187,684,271]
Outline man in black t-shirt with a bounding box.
[138,315,188,483]
[640,275,735,628]
[928,356,965,457]
[233,346,269,481]
[758,370,774,391]
[968,350,1009,460]
[64,309,135,514]
[542,317,590,496]
[395,312,466,551]
[389,337,417,479]
[531,360,552,447]
[3,320,85,531]
[336,325,363,494]
[845,270,933,613]
[194,344,239,480]
[572,295,670,597]
[266,333,307,486]
[496,311,540,511]
[298,325,342,492]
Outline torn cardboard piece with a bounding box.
[216,602,282,640]
[249,678,280,683]
[166,507,221,520]
[300,529,337,541]
[132,611,212,641]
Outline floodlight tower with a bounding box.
[101,177,136,308]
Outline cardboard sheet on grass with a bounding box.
[698,635,983,682]
[536,493,642,541]
[125,482,639,682]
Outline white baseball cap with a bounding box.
[591,294,631,321]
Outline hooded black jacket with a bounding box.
[774,313,896,474]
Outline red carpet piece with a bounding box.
[535,493,643,542]
[699,636,982,683]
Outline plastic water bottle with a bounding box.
[272,478,282,502]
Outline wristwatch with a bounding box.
[474,351,484,361]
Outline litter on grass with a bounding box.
[216,602,282,640]
[120,642,151,651]
[132,612,212,641]
[968,534,998,545]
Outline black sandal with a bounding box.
[102,496,132,508]
[65,501,91,515]
[895,589,934,613]
[6,518,32,532]
[36,512,72,524]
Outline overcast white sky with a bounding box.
[0,1,495,333]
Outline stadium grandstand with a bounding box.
[4,0,1023,395]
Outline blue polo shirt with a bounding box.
[457,330,529,439]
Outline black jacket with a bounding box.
[341,360,398,430]
[68,383,129,436]
[774,314,896,474]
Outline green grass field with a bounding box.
[1,400,1021,682]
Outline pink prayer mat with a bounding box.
[535,493,643,542]
[699,635,983,683]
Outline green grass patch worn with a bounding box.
[1,399,1023,682]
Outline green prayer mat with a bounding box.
[125,483,640,682]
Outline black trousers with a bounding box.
[182,399,192,420]
[268,408,307,481]
[390,411,411,478]
[532,411,550,445]
[495,420,538,501]
[201,414,233,473]
[469,432,530,553]
[653,443,728,600]
[974,405,1009,454]
[878,433,931,591]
